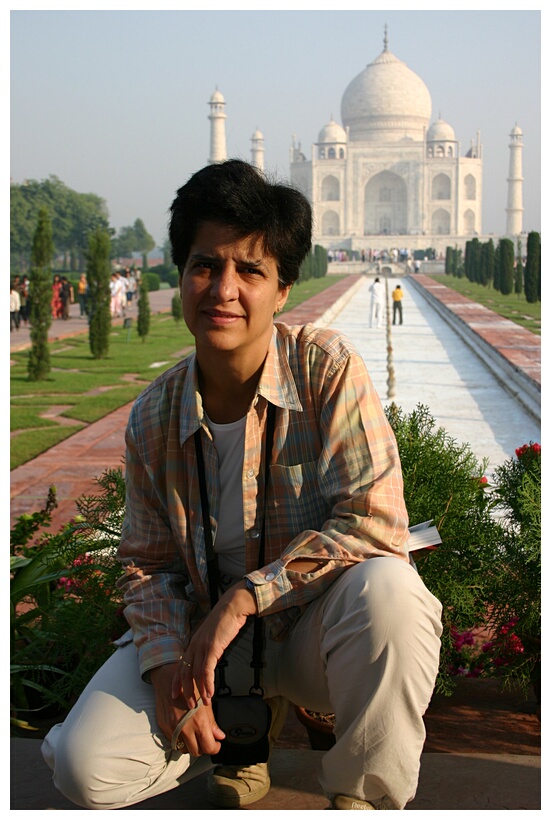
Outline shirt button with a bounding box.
[251,529,260,539]
[265,572,275,582]
[247,469,255,479]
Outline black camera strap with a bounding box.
[193,402,276,696]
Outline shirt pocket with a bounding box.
[269,460,331,534]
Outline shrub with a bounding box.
[11,471,127,732]
[137,277,151,342]
[171,292,184,322]
[386,403,504,692]
[141,272,160,292]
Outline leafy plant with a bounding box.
[484,443,541,696]
[386,403,504,693]
[10,470,128,732]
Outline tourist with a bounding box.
[125,269,137,309]
[77,274,89,317]
[51,275,63,319]
[110,272,126,317]
[60,277,73,320]
[368,276,385,327]
[10,283,21,331]
[18,276,30,326]
[392,284,404,325]
[42,159,442,811]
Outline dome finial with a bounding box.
[383,24,388,52]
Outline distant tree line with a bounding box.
[11,176,157,276]
[445,231,540,303]
[11,176,110,273]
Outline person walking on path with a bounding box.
[41,159,442,812]
[77,274,89,317]
[60,277,73,321]
[368,276,384,327]
[51,274,63,319]
[392,284,404,325]
[10,283,21,331]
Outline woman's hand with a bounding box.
[150,662,225,756]
[176,581,257,708]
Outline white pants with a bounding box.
[42,558,442,810]
[370,301,383,327]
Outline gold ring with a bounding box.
[176,739,187,751]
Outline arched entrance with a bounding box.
[364,171,407,235]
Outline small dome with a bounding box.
[318,117,347,144]
[251,129,264,140]
[210,88,225,103]
[427,118,456,142]
[510,123,523,136]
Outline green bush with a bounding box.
[149,263,178,286]
[387,404,540,696]
[10,406,540,733]
[11,472,127,732]
[141,272,160,292]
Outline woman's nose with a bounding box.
[211,265,239,300]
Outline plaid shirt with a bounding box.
[117,322,409,679]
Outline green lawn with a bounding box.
[10,275,347,469]
[426,274,541,336]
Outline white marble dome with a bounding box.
[251,129,264,140]
[318,117,347,144]
[341,47,431,142]
[210,88,225,104]
[427,118,456,142]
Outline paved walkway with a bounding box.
[10,273,540,531]
[10,274,541,809]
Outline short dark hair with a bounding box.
[169,159,312,287]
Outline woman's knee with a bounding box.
[42,721,117,809]
[323,557,442,646]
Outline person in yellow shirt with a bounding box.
[392,284,404,325]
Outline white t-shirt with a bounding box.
[205,414,247,580]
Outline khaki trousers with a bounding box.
[42,557,442,810]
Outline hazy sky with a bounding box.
[10,5,542,248]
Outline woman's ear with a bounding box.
[276,284,292,314]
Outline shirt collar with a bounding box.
[255,324,303,412]
[179,324,303,446]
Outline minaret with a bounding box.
[505,124,524,236]
[208,88,227,164]
[250,129,265,172]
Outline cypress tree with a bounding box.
[524,231,540,303]
[299,252,313,281]
[314,244,328,278]
[87,228,112,359]
[137,276,151,341]
[171,291,183,322]
[483,239,495,288]
[27,207,54,381]
[464,240,472,281]
[493,242,501,291]
[453,246,463,277]
[514,242,524,296]
[470,238,481,284]
[445,247,453,274]
[498,238,515,295]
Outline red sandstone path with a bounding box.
[11,273,540,538]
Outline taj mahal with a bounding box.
[206,30,524,256]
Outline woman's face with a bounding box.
[180,221,290,365]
